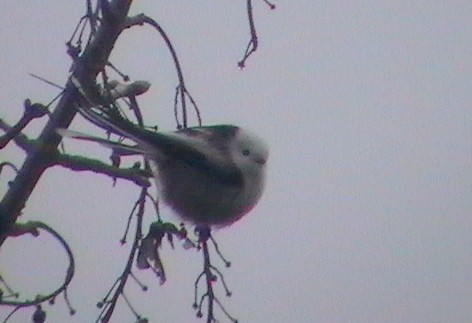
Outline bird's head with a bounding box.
[232,128,269,173]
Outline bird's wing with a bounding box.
[76,107,243,185]
[153,132,243,186]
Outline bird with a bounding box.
[57,107,269,228]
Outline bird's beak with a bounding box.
[254,158,266,165]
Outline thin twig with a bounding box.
[0,221,75,308]
[238,0,258,68]
[99,187,146,322]
[124,14,193,128]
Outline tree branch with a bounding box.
[0,119,35,152]
[53,152,151,187]
[0,0,133,246]
[0,221,75,308]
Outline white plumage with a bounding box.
[57,108,268,227]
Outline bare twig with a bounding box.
[0,100,48,150]
[0,221,75,309]
[124,14,202,128]
[29,73,64,91]
[193,227,237,323]
[98,187,146,323]
[0,0,133,244]
[238,0,276,68]
[53,152,151,187]
[238,0,258,69]
[0,119,35,153]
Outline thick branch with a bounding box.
[0,0,133,246]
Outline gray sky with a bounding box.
[1,1,472,322]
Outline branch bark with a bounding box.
[54,153,151,187]
[0,0,133,246]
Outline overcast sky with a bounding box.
[1,1,472,322]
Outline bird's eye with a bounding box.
[242,149,250,156]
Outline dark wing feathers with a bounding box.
[78,107,243,185]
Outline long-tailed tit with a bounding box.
[57,107,269,228]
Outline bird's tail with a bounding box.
[68,75,149,140]
[56,127,147,155]
[65,76,192,159]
